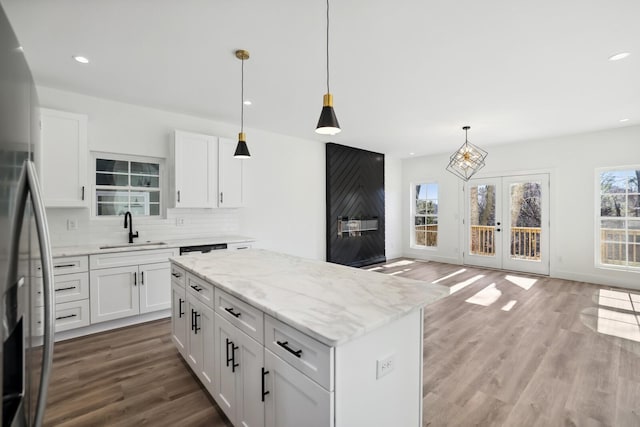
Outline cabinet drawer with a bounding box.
[33,272,89,307]
[264,315,333,391]
[214,288,263,344]
[171,265,186,287]
[186,273,214,308]
[32,299,91,336]
[227,242,252,251]
[34,255,88,277]
[90,248,179,270]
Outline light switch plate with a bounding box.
[376,354,395,379]
[67,219,78,230]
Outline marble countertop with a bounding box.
[171,249,449,346]
[51,235,255,257]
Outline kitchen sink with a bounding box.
[99,241,167,249]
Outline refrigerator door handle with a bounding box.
[9,160,55,427]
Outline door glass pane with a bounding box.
[509,182,542,261]
[469,184,496,256]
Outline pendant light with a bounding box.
[234,49,251,158]
[315,0,341,135]
[446,126,488,181]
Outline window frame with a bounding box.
[410,181,439,249]
[595,165,640,272]
[91,152,166,220]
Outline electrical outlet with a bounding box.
[376,354,395,379]
[176,218,185,226]
[67,219,78,230]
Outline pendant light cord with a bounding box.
[241,57,244,133]
[326,0,330,94]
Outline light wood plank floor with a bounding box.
[42,260,640,426]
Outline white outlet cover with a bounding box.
[376,354,395,379]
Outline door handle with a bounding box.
[191,309,195,331]
[178,298,184,318]
[226,338,232,367]
[82,185,85,201]
[261,368,270,402]
[177,190,181,203]
[134,272,137,286]
[231,342,239,372]
[141,271,144,285]
[194,312,201,334]
[220,192,223,204]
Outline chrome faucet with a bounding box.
[123,211,139,244]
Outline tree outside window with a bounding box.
[414,183,438,247]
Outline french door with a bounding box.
[465,174,549,275]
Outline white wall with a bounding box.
[403,124,640,290]
[38,87,326,260]
[385,155,403,260]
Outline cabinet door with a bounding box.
[214,313,238,423]
[200,303,215,396]
[174,130,218,208]
[264,349,332,427]
[218,137,244,208]
[186,294,203,374]
[39,108,88,207]
[171,281,187,357]
[236,326,265,427]
[139,262,171,313]
[89,265,140,323]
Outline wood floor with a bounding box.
[41,260,640,426]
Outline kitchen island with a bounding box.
[170,249,448,427]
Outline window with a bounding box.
[598,168,640,269]
[94,154,162,217]
[413,183,438,247]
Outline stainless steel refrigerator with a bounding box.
[1,4,55,426]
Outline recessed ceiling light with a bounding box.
[16,46,23,52]
[608,52,630,61]
[620,118,630,122]
[409,152,415,156]
[73,55,89,64]
[243,100,252,105]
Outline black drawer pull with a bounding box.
[190,285,202,292]
[178,298,184,318]
[55,286,76,292]
[276,340,302,358]
[172,272,182,278]
[54,263,76,269]
[56,314,77,320]
[261,368,270,402]
[224,307,241,318]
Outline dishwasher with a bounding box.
[179,243,228,255]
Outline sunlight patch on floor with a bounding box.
[383,260,416,268]
[465,283,501,306]
[366,266,383,271]
[432,268,466,284]
[505,275,538,290]
[598,295,634,311]
[501,300,517,311]
[450,274,484,294]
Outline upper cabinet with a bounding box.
[39,108,89,208]
[173,130,218,208]
[218,137,244,208]
[172,131,244,209]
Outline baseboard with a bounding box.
[552,269,640,291]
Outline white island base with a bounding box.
[170,249,447,427]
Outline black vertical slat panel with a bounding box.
[326,143,385,267]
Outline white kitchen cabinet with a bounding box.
[39,108,88,208]
[89,249,178,324]
[186,291,215,395]
[173,130,217,208]
[218,137,244,208]
[171,275,187,357]
[214,314,264,427]
[264,349,332,427]
[89,265,139,323]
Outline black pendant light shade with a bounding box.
[234,132,250,158]
[316,94,341,135]
[234,49,251,159]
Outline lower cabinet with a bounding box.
[214,314,264,427]
[171,280,187,356]
[90,261,172,323]
[186,291,215,396]
[264,349,331,427]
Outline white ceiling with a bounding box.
[3,0,639,158]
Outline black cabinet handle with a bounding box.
[177,190,181,203]
[224,307,241,318]
[172,272,182,278]
[261,368,270,402]
[191,309,195,331]
[134,272,137,286]
[81,186,85,201]
[226,338,232,367]
[56,314,77,321]
[220,192,223,204]
[141,271,144,285]
[54,264,76,269]
[276,340,302,358]
[194,311,201,334]
[55,286,76,292]
[178,298,184,318]
[231,342,239,373]
[190,285,202,292]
